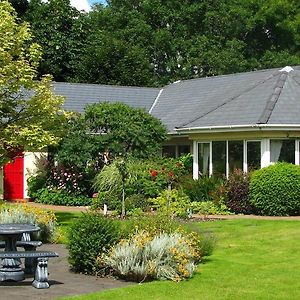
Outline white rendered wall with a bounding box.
[23,152,47,199]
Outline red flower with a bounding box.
[168,171,175,178]
[150,169,158,177]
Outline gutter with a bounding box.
[175,124,300,134]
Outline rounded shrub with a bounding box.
[250,162,300,216]
[68,212,120,274]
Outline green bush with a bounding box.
[34,188,92,206]
[190,201,230,215]
[68,212,120,274]
[181,176,224,202]
[250,162,300,216]
[150,189,191,218]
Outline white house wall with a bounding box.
[23,152,47,199]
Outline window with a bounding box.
[270,139,295,164]
[162,146,176,158]
[212,141,226,177]
[228,141,243,173]
[198,143,210,176]
[178,145,190,156]
[247,141,261,171]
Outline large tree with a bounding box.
[0,0,65,165]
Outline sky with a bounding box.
[70,0,106,12]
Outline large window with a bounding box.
[162,145,176,158]
[228,141,243,173]
[247,141,261,171]
[198,143,210,176]
[178,145,190,156]
[270,139,295,164]
[212,141,226,177]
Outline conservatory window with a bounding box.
[162,145,176,158]
[198,143,210,176]
[270,139,295,164]
[178,145,190,156]
[246,141,261,171]
[228,141,243,173]
[212,141,226,177]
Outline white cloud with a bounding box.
[70,0,91,12]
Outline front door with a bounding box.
[3,153,24,200]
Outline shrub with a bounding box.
[250,162,300,216]
[34,188,92,206]
[150,189,191,218]
[93,157,191,212]
[190,201,230,215]
[103,231,197,282]
[68,212,120,274]
[0,204,57,243]
[225,169,255,214]
[181,176,224,202]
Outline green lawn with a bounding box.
[59,218,300,300]
[55,211,81,243]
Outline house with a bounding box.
[3,65,300,199]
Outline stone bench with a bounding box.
[0,251,59,289]
[0,240,43,274]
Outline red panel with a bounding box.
[4,153,24,200]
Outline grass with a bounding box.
[55,211,81,243]
[59,218,300,300]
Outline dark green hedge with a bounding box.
[250,162,300,216]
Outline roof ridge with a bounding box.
[52,81,160,91]
[177,71,281,129]
[258,72,288,124]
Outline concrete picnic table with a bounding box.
[0,223,40,282]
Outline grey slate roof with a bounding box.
[53,82,160,113]
[150,66,300,132]
[51,66,300,134]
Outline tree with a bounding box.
[25,0,90,81]
[0,0,66,165]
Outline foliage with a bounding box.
[84,102,167,159]
[68,212,120,274]
[93,156,190,212]
[181,176,224,202]
[190,201,230,216]
[0,0,66,165]
[103,231,198,282]
[250,162,300,216]
[24,0,90,82]
[0,204,57,242]
[33,188,92,207]
[225,169,255,214]
[150,189,191,218]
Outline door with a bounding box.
[3,153,24,200]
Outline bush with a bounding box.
[68,212,120,274]
[93,157,191,212]
[103,231,198,282]
[250,162,300,216]
[34,188,92,206]
[190,201,230,215]
[225,169,255,214]
[181,176,224,202]
[150,189,191,218]
[0,204,57,243]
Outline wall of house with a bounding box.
[23,152,47,199]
